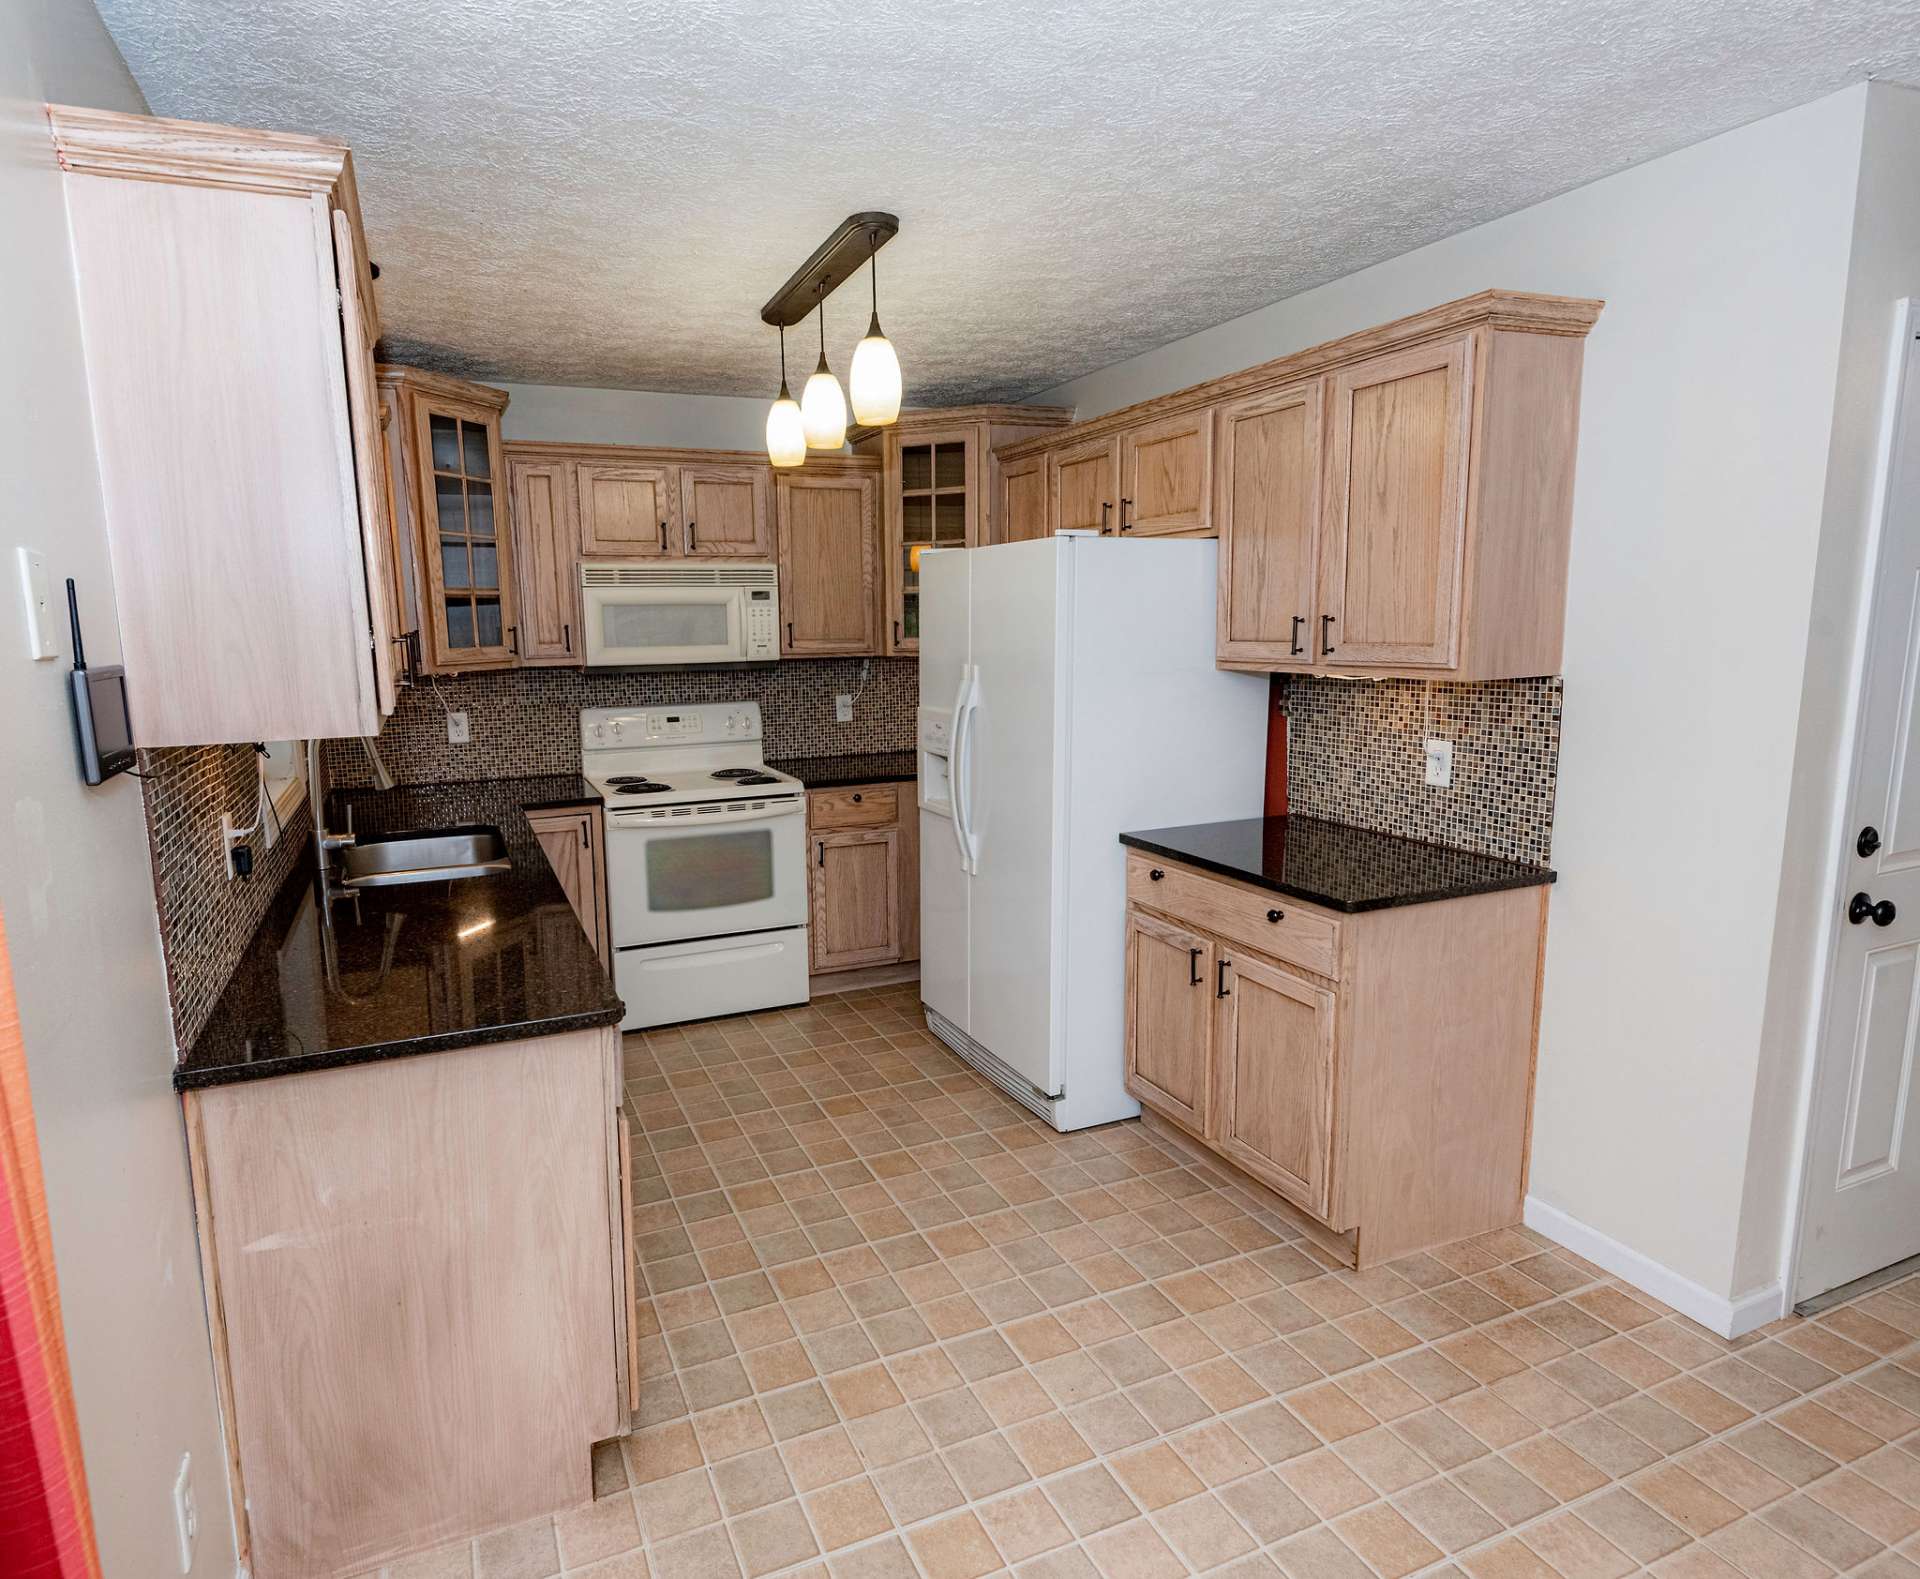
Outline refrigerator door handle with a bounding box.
[952,665,982,874]
[948,665,976,871]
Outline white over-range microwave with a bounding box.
[580,561,780,667]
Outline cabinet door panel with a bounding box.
[811,830,901,971]
[578,464,675,557]
[681,465,772,558]
[1216,382,1322,668]
[510,460,581,664]
[1124,909,1214,1135]
[1320,335,1471,668]
[777,473,878,655]
[889,427,977,654]
[1049,436,1119,535]
[529,809,603,958]
[415,396,516,671]
[1121,408,1213,536]
[1215,952,1336,1216]
[998,454,1048,544]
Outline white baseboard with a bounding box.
[1523,1196,1788,1339]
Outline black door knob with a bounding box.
[1849,892,1897,927]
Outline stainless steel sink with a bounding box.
[338,826,511,888]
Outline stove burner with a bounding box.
[730,774,781,787]
[710,768,760,779]
[610,780,672,795]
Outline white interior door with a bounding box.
[1799,307,1920,1301]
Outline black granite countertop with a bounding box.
[1119,815,1555,914]
[770,751,917,789]
[174,776,623,1092]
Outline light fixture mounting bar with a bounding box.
[760,212,899,328]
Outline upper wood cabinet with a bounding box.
[1050,434,1121,536]
[1215,382,1323,668]
[776,472,879,656]
[999,454,1048,543]
[852,406,1074,655]
[1119,408,1213,536]
[508,458,582,665]
[49,106,395,745]
[577,463,675,557]
[378,366,516,675]
[680,465,771,558]
[996,290,1602,680]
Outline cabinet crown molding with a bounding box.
[375,363,512,413]
[995,288,1604,462]
[46,103,356,199]
[847,404,1077,445]
[503,439,879,473]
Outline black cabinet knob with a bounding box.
[851,793,863,803]
[1148,868,1164,881]
[1266,909,1284,923]
[1849,892,1897,927]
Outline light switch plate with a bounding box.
[1424,737,1453,788]
[835,694,854,723]
[446,710,470,745]
[16,547,57,660]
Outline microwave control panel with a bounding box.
[745,587,778,658]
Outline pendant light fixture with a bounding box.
[765,323,805,468]
[849,226,902,426]
[800,286,848,450]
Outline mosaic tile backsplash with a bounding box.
[324,658,920,787]
[1283,675,1562,867]
[139,743,312,1053]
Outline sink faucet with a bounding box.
[308,737,397,899]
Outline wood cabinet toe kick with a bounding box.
[183,1024,635,1579]
[1123,850,1547,1269]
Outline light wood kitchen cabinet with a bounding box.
[1318,334,1471,668]
[49,106,395,744]
[1124,849,1547,1267]
[1119,407,1214,536]
[1215,381,1324,667]
[807,784,918,972]
[775,472,879,655]
[680,464,772,558]
[1050,433,1122,536]
[577,462,675,556]
[378,366,516,674]
[1122,909,1215,1135]
[183,1026,627,1577]
[509,458,582,664]
[525,804,610,966]
[993,290,1601,680]
[811,829,901,971]
[851,406,1074,654]
[999,453,1049,543]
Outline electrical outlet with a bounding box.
[446,710,470,745]
[172,1452,197,1573]
[1424,737,1453,788]
[835,693,854,723]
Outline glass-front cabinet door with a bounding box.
[415,396,516,670]
[888,427,976,655]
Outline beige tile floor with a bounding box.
[370,984,1920,1579]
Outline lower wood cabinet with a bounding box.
[1124,851,1546,1267]
[807,784,919,974]
[526,804,610,967]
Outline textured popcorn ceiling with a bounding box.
[98,0,1918,403]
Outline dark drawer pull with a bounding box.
[1216,958,1232,998]
[851,793,863,803]
[1266,909,1284,923]
[1188,947,1202,986]
[1149,868,1165,881]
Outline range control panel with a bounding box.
[582,701,762,750]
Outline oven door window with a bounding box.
[645,828,776,911]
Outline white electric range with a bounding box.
[582,702,809,1030]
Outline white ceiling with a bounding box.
[96,0,1918,404]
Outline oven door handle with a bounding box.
[607,800,804,830]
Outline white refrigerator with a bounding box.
[917,533,1268,1131]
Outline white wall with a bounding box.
[0,2,239,1573]
[1036,88,1874,1312]
[498,380,772,450]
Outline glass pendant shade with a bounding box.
[850,313,903,426]
[766,381,805,467]
[802,354,848,449]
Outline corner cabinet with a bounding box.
[49,105,398,745]
[378,367,517,674]
[525,803,610,965]
[994,290,1602,681]
[1123,851,1547,1268]
[852,406,1074,655]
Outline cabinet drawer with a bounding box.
[809,785,899,831]
[1126,852,1340,979]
